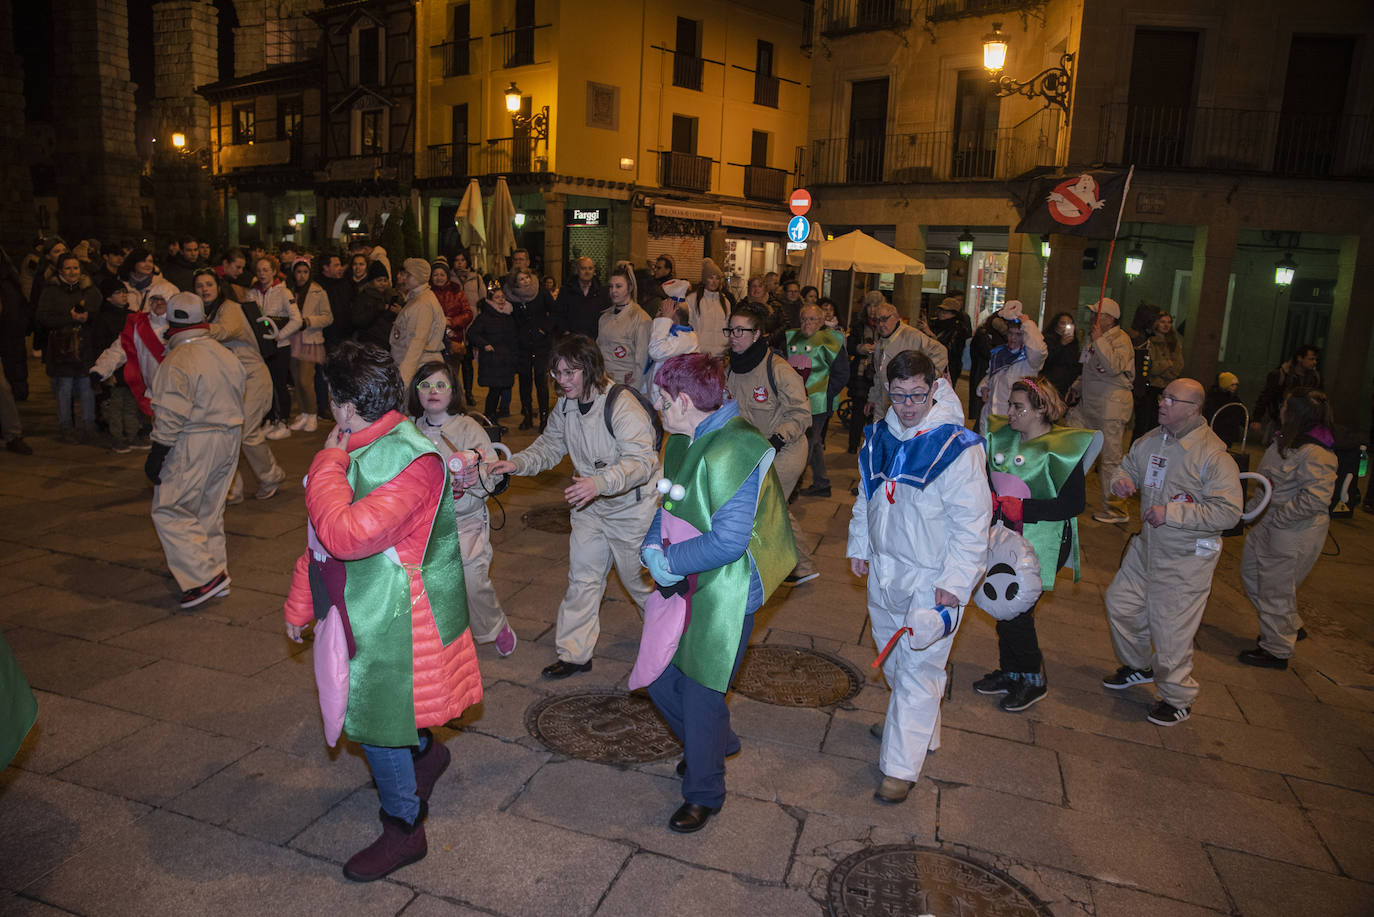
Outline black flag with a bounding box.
[1015,168,1132,240]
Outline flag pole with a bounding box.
[1092,165,1135,333]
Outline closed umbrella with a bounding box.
[797,220,825,291]
[485,176,516,277]
[455,178,485,266]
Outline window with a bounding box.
[447,4,470,76]
[750,130,769,166]
[360,110,383,155]
[508,0,535,68]
[754,40,778,107]
[673,17,702,91]
[952,70,999,179]
[1277,35,1356,175]
[278,95,302,141]
[232,103,256,144]
[847,78,887,181]
[671,114,698,154]
[358,26,381,85]
[1124,28,1199,167]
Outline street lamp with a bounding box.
[1124,244,1146,279]
[1275,253,1297,287]
[245,213,257,226]
[1041,239,1051,259]
[513,212,526,228]
[171,132,187,149]
[958,229,975,258]
[295,212,306,224]
[982,22,1075,113]
[502,81,550,150]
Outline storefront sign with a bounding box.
[567,208,608,227]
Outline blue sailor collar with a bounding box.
[859,420,984,500]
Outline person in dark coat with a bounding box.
[354,260,401,350]
[467,286,519,420]
[0,249,31,402]
[1203,371,1245,449]
[36,254,102,440]
[1042,311,1082,398]
[968,312,1007,424]
[928,296,971,386]
[553,256,610,341]
[503,267,555,430]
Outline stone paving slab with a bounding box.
[1089,882,1229,917]
[104,614,305,676]
[1155,712,1374,790]
[13,692,153,776]
[396,895,493,917]
[22,809,414,916]
[597,852,822,917]
[1305,809,1374,883]
[1206,846,1373,917]
[4,626,158,694]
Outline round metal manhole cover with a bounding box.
[525,690,682,765]
[828,845,1052,917]
[733,645,863,707]
[522,503,571,534]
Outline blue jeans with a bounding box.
[361,732,427,823]
[648,614,754,809]
[53,375,95,430]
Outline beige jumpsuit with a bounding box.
[1105,417,1242,708]
[597,303,653,393]
[416,413,510,642]
[1068,325,1135,514]
[1242,441,1336,658]
[869,323,949,416]
[390,285,447,387]
[510,387,660,663]
[150,331,247,590]
[727,352,816,578]
[208,299,283,498]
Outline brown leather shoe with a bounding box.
[343,803,428,882]
[411,730,451,802]
[668,802,718,833]
[873,775,914,804]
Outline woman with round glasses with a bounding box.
[724,304,817,584]
[977,375,1101,712]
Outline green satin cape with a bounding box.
[0,632,37,769]
[785,329,845,414]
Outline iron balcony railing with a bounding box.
[659,150,713,192]
[820,0,914,37]
[1098,103,1374,178]
[743,164,788,202]
[673,52,704,91]
[754,73,780,108]
[924,0,1043,21]
[424,138,547,183]
[322,152,413,185]
[494,23,551,69]
[433,39,476,77]
[805,112,1060,184]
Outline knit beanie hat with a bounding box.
[701,257,724,282]
[98,276,126,302]
[365,259,390,282]
[402,257,431,285]
[1218,371,1239,390]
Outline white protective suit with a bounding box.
[509,385,660,663]
[597,303,653,393]
[727,350,816,577]
[869,322,949,416]
[150,330,247,590]
[977,319,1047,432]
[848,379,991,782]
[206,298,283,499]
[390,283,446,386]
[1242,440,1336,658]
[646,316,699,402]
[1105,416,1242,707]
[1067,324,1134,513]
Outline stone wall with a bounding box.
[0,0,36,253]
[151,0,219,237]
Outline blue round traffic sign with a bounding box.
[788,215,810,243]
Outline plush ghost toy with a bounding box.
[974,522,1043,622]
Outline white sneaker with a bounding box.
[288,413,310,431]
[301,414,318,433]
[265,422,291,441]
[1092,509,1129,524]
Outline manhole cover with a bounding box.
[828,845,1051,917]
[525,690,682,765]
[733,645,862,707]
[523,503,571,534]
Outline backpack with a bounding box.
[234,296,278,359]
[604,383,665,452]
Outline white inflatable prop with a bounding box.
[1238,471,1272,523]
[975,522,1043,622]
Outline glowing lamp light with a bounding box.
[287,217,297,227]
[1275,253,1297,287]
[982,23,1009,73]
[504,82,523,114]
[245,213,257,226]
[619,157,635,171]
[171,132,187,149]
[1124,246,1146,278]
[513,212,526,228]
[295,212,306,224]
[958,229,975,258]
[346,218,362,231]
[1041,240,1051,259]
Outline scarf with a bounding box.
[729,336,769,374]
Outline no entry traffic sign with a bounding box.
[789,188,811,216]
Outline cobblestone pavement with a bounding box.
[3,377,1372,916]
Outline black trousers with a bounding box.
[847,378,872,451]
[995,600,1043,674]
[264,348,292,422]
[515,348,550,418]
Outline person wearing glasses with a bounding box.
[975,300,1047,434]
[848,350,991,804]
[867,300,948,419]
[486,335,660,679]
[977,375,1101,712]
[724,304,819,585]
[1101,378,1242,726]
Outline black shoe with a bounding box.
[180,571,231,609]
[1000,679,1048,712]
[850,484,859,496]
[799,484,831,498]
[1146,700,1191,726]
[541,659,592,680]
[972,669,1015,695]
[668,802,718,833]
[676,747,740,777]
[518,415,534,431]
[1102,665,1154,690]
[1238,647,1289,669]
[5,437,33,455]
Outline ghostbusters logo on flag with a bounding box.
[1047,174,1106,226]
[753,385,768,403]
[613,345,628,359]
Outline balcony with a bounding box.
[924,0,1043,22]
[754,73,780,108]
[673,52,704,91]
[659,150,713,192]
[821,0,913,37]
[805,112,1059,184]
[320,152,412,185]
[1098,103,1374,178]
[421,138,548,186]
[743,164,788,202]
[494,23,550,69]
[433,39,475,78]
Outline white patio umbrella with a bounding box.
[455,178,485,267]
[818,230,925,324]
[485,176,516,277]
